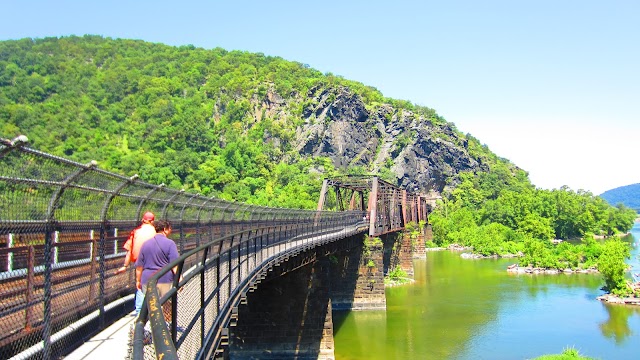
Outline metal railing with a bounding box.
[0,136,367,359]
[132,211,367,360]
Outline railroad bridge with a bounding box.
[0,136,433,360]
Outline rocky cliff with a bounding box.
[260,85,489,194]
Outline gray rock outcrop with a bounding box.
[287,86,489,193]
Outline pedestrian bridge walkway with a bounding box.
[0,137,431,359]
[64,298,136,360]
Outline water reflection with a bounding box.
[599,304,637,344]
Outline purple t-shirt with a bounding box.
[136,234,179,286]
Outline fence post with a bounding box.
[89,230,97,302]
[179,193,199,254]
[161,188,184,219]
[53,231,59,264]
[113,228,118,255]
[136,182,165,221]
[89,230,94,257]
[43,223,54,359]
[200,246,209,346]
[24,245,34,331]
[7,233,13,272]
[221,202,235,236]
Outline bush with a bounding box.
[520,239,557,268]
[555,242,581,269]
[500,240,523,256]
[532,346,595,360]
[387,266,408,280]
[425,240,438,248]
[470,226,504,256]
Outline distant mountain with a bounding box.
[599,183,640,212]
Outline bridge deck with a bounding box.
[64,310,135,360]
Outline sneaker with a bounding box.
[143,329,153,345]
[143,323,153,345]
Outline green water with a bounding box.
[334,223,640,360]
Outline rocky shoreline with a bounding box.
[596,293,640,305]
[424,244,472,252]
[596,281,640,305]
[505,264,599,275]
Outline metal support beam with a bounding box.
[368,177,379,236]
[316,179,329,211]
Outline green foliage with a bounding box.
[598,238,631,296]
[429,204,477,246]
[362,235,382,260]
[520,239,558,269]
[418,220,426,231]
[362,235,382,269]
[364,235,383,248]
[404,221,418,233]
[555,241,582,269]
[470,223,520,256]
[424,240,438,248]
[577,235,602,269]
[430,162,635,295]
[390,132,414,157]
[432,167,635,246]
[404,221,421,239]
[387,266,408,280]
[532,346,595,360]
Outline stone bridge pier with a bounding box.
[228,231,413,359]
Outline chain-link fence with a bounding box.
[0,136,366,359]
[132,209,367,360]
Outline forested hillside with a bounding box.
[600,183,640,212]
[0,35,505,207]
[0,36,636,241]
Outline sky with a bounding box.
[1,0,638,195]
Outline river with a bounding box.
[334,223,640,360]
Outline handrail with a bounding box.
[132,212,366,360]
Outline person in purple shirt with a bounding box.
[135,219,180,302]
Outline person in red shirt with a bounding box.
[116,211,156,315]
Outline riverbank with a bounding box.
[596,293,640,305]
[424,243,471,252]
[505,264,599,275]
[596,280,640,305]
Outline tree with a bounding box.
[598,238,631,296]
